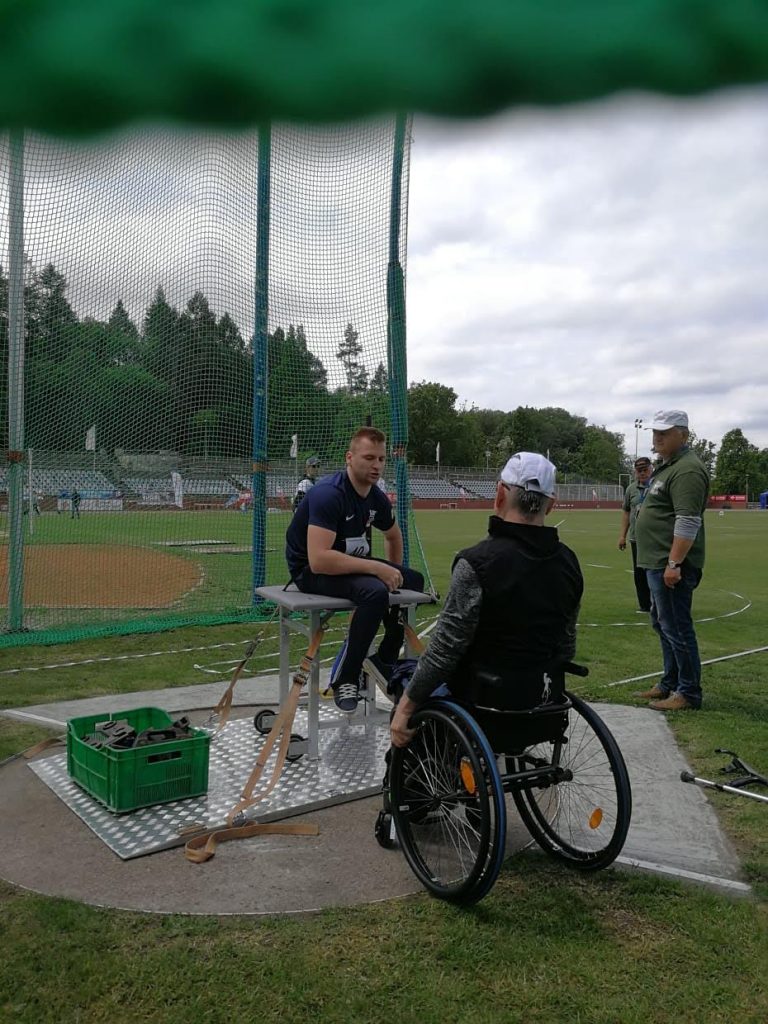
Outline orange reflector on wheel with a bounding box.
[460,758,477,795]
[589,808,603,830]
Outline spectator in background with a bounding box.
[292,456,321,512]
[71,488,81,519]
[618,457,653,612]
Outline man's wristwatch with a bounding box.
[667,559,682,570]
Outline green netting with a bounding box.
[0,120,432,646]
[1,1,767,133]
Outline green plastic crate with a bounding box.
[67,707,210,813]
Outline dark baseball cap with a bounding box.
[634,457,652,468]
[306,456,320,467]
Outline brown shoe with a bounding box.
[649,693,695,712]
[635,685,667,700]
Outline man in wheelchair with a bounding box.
[390,451,583,748]
[384,458,632,902]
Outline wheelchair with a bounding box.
[375,663,632,905]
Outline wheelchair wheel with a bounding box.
[390,700,507,904]
[511,694,631,871]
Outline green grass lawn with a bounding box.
[1,508,767,1023]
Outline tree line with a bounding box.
[0,261,390,461]
[1,261,765,490]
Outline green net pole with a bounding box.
[252,124,271,601]
[387,114,411,567]
[6,129,25,631]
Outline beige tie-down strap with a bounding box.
[185,624,326,863]
[209,636,264,736]
[22,736,66,758]
[403,620,426,657]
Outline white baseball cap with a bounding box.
[649,410,688,431]
[500,452,557,498]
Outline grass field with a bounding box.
[1,508,767,1023]
[0,505,436,640]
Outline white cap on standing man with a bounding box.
[648,410,688,431]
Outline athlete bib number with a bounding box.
[344,535,370,558]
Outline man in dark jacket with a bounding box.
[391,452,583,747]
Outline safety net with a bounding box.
[0,119,432,645]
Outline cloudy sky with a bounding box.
[406,87,768,458]
[3,87,766,461]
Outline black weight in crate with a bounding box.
[67,707,210,813]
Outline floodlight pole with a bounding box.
[6,129,26,631]
[634,418,643,459]
[252,124,271,601]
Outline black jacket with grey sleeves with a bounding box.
[406,516,583,705]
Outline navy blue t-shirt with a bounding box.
[286,471,395,578]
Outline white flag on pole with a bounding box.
[85,425,96,451]
[289,434,298,459]
[435,441,441,462]
[171,471,184,509]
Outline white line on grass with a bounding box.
[578,590,751,629]
[553,519,565,528]
[418,619,438,639]
[0,613,441,677]
[605,645,768,687]
[0,640,256,675]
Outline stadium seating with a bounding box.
[123,477,173,498]
[31,469,115,495]
[182,479,233,496]
[409,478,464,500]
[458,479,496,498]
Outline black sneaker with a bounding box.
[333,679,360,714]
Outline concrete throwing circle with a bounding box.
[0,745,532,915]
[0,544,201,608]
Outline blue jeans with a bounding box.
[646,565,703,708]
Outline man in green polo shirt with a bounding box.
[618,456,653,612]
[635,410,710,711]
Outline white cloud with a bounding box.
[407,88,768,453]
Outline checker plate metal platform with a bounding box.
[29,707,391,860]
